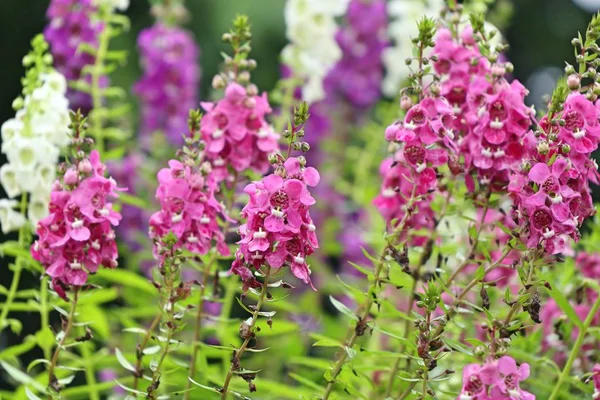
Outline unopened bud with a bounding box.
[247,84,258,97]
[222,33,233,42]
[238,71,251,84]
[78,158,92,174]
[521,160,532,172]
[567,74,581,90]
[491,64,506,77]
[300,142,310,152]
[268,153,279,164]
[565,64,576,75]
[536,141,549,155]
[562,144,571,154]
[400,96,413,111]
[212,74,225,89]
[244,97,256,109]
[429,82,441,96]
[63,169,79,186]
[297,155,306,166]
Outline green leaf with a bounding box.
[0,336,36,361]
[25,387,42,400]
[329,296,358,321]
[545,287,583,328]
[442,337,473,356]
[94,269,155,294]
[0,361,45,392]
[115,348,136,372]
[118,193,150,209]
[288,372,325,391]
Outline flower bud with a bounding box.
[63,169,79,186]
[567,74,581,90]
[212,74,225,89]
[491,64,506,77]
[562,144,571,154]
[247,84,258,96]
[238,71,251,84]
[536,140,549,155]
[300,142,310,152]
[243,97,256,109]
[222,33,233,42]
[400,96,413,111]
[297,155,306,166]
[429,82,441,96]
[78,158,93,174]
[521,160,532,172]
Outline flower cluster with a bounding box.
[281,0,350,103]
[148,159,229,263]
[432,27,532,190]
[508,93,600,254]
[44,0,104,111]
[231,157,320,290]
[31,150,122,298]
[458,356,535,400]
[375,96,456,231]
[324,0,387,109]
[382,0,444,96]
[0,71,71,231]
[134,23,201,147]
[200,83,279,181]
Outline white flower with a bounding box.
[383,0,444,97]
[282,0,349,104]
[0,68,70,225]
[0,164,21,198]
[0,199,26,234]
[28,195,49,228]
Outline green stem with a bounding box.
[548,293,600,400]
[47,289,79,399]
[219,278,238,371]
[0,193,28,331]
[40,276,51,361]
[322,182,418,400]
[184,254,216,398]
[220,267,272,400]
[132,312,162,394]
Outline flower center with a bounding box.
[489,100,507,120]
[270,190,289,209]
[532,209,552,229]
[404,145,426,166]
[564,111,584,131]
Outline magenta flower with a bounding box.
[31,151,122,297]
[44,0,105,111]
[458,357,535,400]
[201,83,279,181]
[230,157,320,290]
[134,23,201,147]
[592,364,600,399]
[558,93,600,154]
[148,160,229,262]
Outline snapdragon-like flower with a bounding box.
[200,83,279,181]
[458,356,535,400]
[230,157,320,290]
[44,0,104,111]
[0,71,71,230]
[373,154,435,245]
[281,0,350,103]
[382,0,444,96]
[134,23,201,147]
[31,150,122,297]
[508,93,600,254]
[432,27,532,189]
[324,0,387,109]
[148,159,229,263]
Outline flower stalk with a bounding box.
[220,267,272,399]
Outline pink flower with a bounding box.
[558,93,600,154]
[457,357,535,400]
[230,157,319,290]
[148,159,229,262]
[31,151,122,297]
[200,83,280,181]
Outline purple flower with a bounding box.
[134,23,201,147]
[44,0,105,112]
